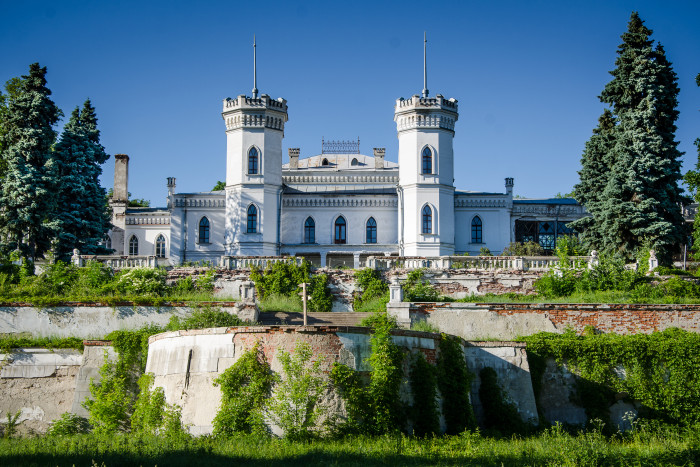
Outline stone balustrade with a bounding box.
[219,255,303,270]
[73,254,164,269]
[367,255,593,271]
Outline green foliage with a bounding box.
[478,367,528,435]
[555,235,587,257]
[330,313,404,435]
[83,354,133,435]
[259,293,302,313]
[127,198,150,207]
[114,268,167,296]
[130,373,185,439]
[166,306,250,331]
[194,269,216,292]
[359,311,398,329]
[212,181,226,191]
[436,334,476,434]
[403,269,439,302]
[409,320,440,333]
[0,63,62,262]
[2,411,21,439]
[409,352,439,436]
[574,13,687,264]
[213,341,274,437]
[267,342,327,440]
[250,260,333,312]
[525,328,700,426]
[501,241,545,256]
[479,247,492,256]
[353,268,389,312]
[47,413,90,436]
[0,335,83,354]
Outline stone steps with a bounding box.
[258,311,373,327]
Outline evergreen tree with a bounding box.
[0,63,61,263]
[682,73,700,257]
[575,12,686,263]
[570,109,617,249]
[53,99,111,260]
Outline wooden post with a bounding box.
[302,282,308,326]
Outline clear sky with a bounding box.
[2,0,699,207]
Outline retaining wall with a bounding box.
[389,302,700,340]
[145,326,537,435]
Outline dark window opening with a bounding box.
[471,216,482,243]
[247,205,257,233]
[366,217,377,244]
[199,217,210,244]
[422,206,432,234]
[304,217,315,243]
[334,216,346,244]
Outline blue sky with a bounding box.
[2,0,699,206]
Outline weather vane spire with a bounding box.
[422,31,429,98]
[252,35,259,98]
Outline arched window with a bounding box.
[128,235,139,256]
[422,206,432,234]
[304,217,315,244]
[471,216,482,243]
[199,217,210,244]
[421,147,432,175]
[351,158,359,166]
[248,147,259,174]
[334,216,346,244]
[366,217,377,244]
[247,205,258,233]
[155,234,166,257]
[322,158,329,166]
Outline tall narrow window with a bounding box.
[421,147,432,174]
[199,217,210,244]
[128,235,139,256]
[366,217,377,244]
[247,205,258,233]
[334,216,346,244]
[422,206,432,234]
[248,147,259,174]
[155,234,166,257]
[304,217,315,243]
[471,216,482,243]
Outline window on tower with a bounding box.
[248,147,259,174]
[247,205,258,233]
[128,235,139,256]
[422,205,432,234]
[421,147,432,174]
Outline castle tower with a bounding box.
[221,38,288,256]
[395,35,459,256]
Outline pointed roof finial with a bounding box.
[422,31,429,98]
[252,35,259,99]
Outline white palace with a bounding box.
[106,41,586,268]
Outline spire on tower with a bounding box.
[422,31,429,98]
[252,35,259,98]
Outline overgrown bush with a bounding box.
[409,352,439,436]
[131,373,185,439]
[437,334,476,434]
[501,241,545,256]
[213,341,274,437]
[403,269,439,302]
[353,268,389,312]
[46,412,90,436]
[250,260,333,312]
[166,306,250,331]
[114,268,167,296]
[267,342,327,440]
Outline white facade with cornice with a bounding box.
[107,86,587,267]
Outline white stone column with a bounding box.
[353,253,361,269]
[320,252,327,268]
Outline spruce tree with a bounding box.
[0,64,61,263]
[570,109,617,249]
[575,12,686,263]
[682,72,700,257]
[53,99,111,260]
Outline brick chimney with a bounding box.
[289,148,300,169]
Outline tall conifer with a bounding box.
[575,12,686,263]
[0,64,61,262]
[53,99,111,260]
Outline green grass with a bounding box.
[0,335,85,353]
[454,290,700,304]
[2,425,700,466]
[259,293,303,313]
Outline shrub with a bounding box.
[410,321,440,333]
[250,260,333,313]
[403,269,439,302]
[479,247,492,256]
[213,341,274,437]
[501,241,544,256]
[83,355,133,435]
[47,412,91,436]
[437,334,476,434]
[73,261,114,295]
[114,268,167,296]
[354,269,389,312]
[409,352,439,436]
[166,306,250,331]
[479,367,528,435]
[267,342,327,440]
